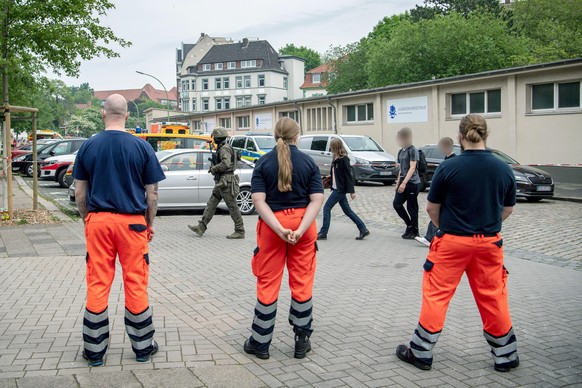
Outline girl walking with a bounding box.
[317,138,370,240]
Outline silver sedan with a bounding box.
[156,149,255,215]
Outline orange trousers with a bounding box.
[419,233,512,336]
[85,212,150,314]
[252,208,317,305]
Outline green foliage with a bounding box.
[279,44,322,72]
[66,108,104,138]
[367,12,531,87]
[324,41,370,94]
[410,0,505,21]
[512,0,582,62]
[126,98,166,130]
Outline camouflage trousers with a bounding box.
[200,183,245,233]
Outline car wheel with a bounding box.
[57,169,68,188]
[526,197,543,203]
[26,163,35,177]
[237,187,255,215]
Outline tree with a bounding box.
[70,83,94,104]
[512,0,582,62]
[324,40,370,94]
[366,12,531,87]
[410,0,505,21]
[0,0,130,107]
[279,44,322,72]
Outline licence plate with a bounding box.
[536,185,552,192]
[380,171,392,176]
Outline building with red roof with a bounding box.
[300,64,331,98]
[93,83,178,108]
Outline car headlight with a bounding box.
[13,155,26,162]
[44,160,57,166]
[514,174,529,182]
[354,157,370,166]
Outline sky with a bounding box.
[56,0,420,91]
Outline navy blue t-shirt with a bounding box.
[428,149,516,235]
[73,131,166,214]
[251,145,323,212]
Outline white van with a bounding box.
[298,134,398,185]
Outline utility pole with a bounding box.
[136,71,171,123]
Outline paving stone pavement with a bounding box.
[0,211,581,387]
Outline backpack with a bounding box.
[398,146,427,175]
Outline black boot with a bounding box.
[401,226,412,238]
[294,330,312,359]
[243,339,270,360]
[396,344,431,370]
[403,228,419,240]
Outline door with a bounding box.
[157,152,200,208]
[197,152,216,205]
[310,136,331,175]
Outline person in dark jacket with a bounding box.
[317,138,369,240]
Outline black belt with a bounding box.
[441,231,499,238]
[91,209,144,216]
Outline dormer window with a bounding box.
[215,63,224,70]
[202,64,211,71]
[241,60,257,68]
[312,73,321,84]
[228,62,236,69]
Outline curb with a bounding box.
[552,196,582,204]
[13,176,71,221]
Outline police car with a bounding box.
[229,133,276,163]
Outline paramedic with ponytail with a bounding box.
[243,117,324,360]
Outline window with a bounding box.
[244,75,251,88]
[280,111,299,121]
[181,80,189,91]
[237,116,250,130]
[202,79,209,90]
[236,97,244,108]
[312,73,321,84]
[451,89,501,116]
[236,76,243,89]
[228,61,236,69]
[182,99,189,112]
[202,98,209,111]
[258,74,265,87]
[161,153,198,171]
[215,78,222,90]
[241,60,256,68]
[297,137,312,150]
[532,81,581,111]
[223,77,230,89]
[202,64,211,71]
[258,95,266,105]
[190,79,196,91]
[215,63,223,70]
[219,118,231,129]
[346,103,374,123]
[310,136,328,152]
[246,138,257,152]
[193,120,201,130]
[231,137,246,148]
[224,97,230,110]
[192,99,197,112]
[283,77,288,89]
[236,96,251,108]
[244,96,252,106]
[215,98,223,110]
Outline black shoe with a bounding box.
[494,357,520,372]
[396,344,431,370]
[401,226,412,238]
[244,339,270,360]
[356,229,370,240]
[294,331,312,359]
[403,229,420,240]
[82,351,104,367]
[136,340,158,362]
[317,234,327,240]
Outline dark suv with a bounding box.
[420,144,554,202]
[13,138,86,177]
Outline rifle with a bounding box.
[207,140,220,182]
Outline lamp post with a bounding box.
[135,70,171,122]
[127,99,140,129]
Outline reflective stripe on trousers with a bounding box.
[125,306,155,358]
[484,327,519,367]
[83,308,110,360]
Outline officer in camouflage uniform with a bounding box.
[188,127,245,239]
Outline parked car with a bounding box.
[229,133,276,163]
[420,144,554,201]
[69,149,256,215]
[40,152,76,188]
[64,163,75,188]
[13,138,86,177]
[298,134,398,185]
